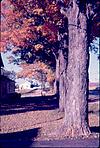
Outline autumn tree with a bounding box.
[1,0,61,91]
[1,0,67,99]
[17,61,55,93]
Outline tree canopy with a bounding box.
[1,0,99,81]
[1,0,99,56]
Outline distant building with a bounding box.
[19,81,31,90]
[89,82,99,90]
[16,78,42,91]
[0,54,15,99]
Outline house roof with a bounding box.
[0,54,4,67]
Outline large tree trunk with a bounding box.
[56,1,91,138]
[62,1,90,137]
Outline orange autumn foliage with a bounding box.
[1,0,61,52]
[17,61,55,83]
[1,0,38,51]
[0,0,63,85]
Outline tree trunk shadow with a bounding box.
[90,126,100,133]
[0,128,40,148]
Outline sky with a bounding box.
[1,51,39,85]
[1,51,22,73]
[89,51,99,82]
[89,37,99,83]
[1,38,99,83]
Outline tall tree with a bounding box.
[1,0,60,92]
[61,1,90,137]
[1,0,67,101]
[56,0,100,137]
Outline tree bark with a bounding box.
[59,50,66,112]
[54,58,60,95]
[58,17,68,112]
[54,50,67,112]
[59,1,90,137]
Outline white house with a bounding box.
[19,81,31,90]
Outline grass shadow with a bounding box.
[0,95,59,115]
[89,87,100,96]
[90,126,100,133]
